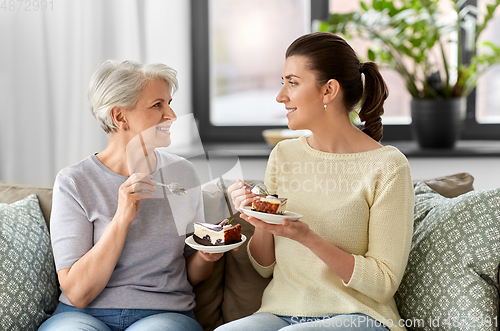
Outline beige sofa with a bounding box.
[3,173,497,331]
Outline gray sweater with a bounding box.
[50,149,203,310]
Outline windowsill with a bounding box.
[202,142,273,158]
[198,140,500,158]
[386,140,500,157]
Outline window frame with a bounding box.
[461,0,500,139]
[191,0,500,143]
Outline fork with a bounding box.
[153,181,187,196]
[242,182,269,196]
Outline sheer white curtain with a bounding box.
[0,0,192,187]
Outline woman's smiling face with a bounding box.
[126,78,177,148]
[276,55,325,131]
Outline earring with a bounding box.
[324,104,327,111]
[124,127,128,131]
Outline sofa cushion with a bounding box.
[395,182,500,331]
[0,183,53,231]
[194,179,271,329]
[0,194,59,331]
[193,255,226,331]
[193,180,229,331]
[222,215,272,323]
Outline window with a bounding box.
[328,0,415,126]
[326,0,456,136]
[209,0,309,126]
[460,0,500,139]
[192,0,500,143]
[476,0,500,123]
[191,0,329,142]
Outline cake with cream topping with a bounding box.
[252,195,287,215]
[193,219,241,246]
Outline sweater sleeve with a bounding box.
[344,159,414,303]
[247,236,276,278]
[50,171,94,272]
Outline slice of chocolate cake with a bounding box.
[252,195,287,215]
[193,219,241,246]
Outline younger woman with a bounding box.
[220,32,414,331]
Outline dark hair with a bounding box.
[285,32,388,142]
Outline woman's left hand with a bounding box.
[240,213,312,244]
[242,213,355,283]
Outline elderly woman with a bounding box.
[39,60,220,331]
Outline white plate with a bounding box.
[240,206,302,224]
[185,234,247,253]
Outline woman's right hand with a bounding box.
[115,173,156,225]
[227,179,257,212]
[228,179,275,267]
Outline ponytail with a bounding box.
[359,62,388,142]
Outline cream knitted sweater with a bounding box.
[248,136,414,331]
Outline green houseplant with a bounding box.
[320,0,500,148]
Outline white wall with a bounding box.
[0,0,192,187]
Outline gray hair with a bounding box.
[88,60,178,134]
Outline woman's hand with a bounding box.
[115,173,156,225]
[227,179,257,212]
[240,213,312,244]
[241,214,354,283]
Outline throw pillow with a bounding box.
[200,180,231,225]
[0,183,53,230]
[0,194,58,331]
[395,183,500,331]
[412,172,474,198]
